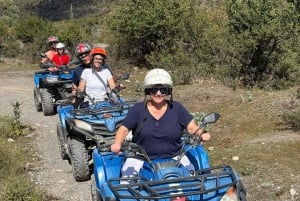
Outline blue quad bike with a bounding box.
[56,73,136,182]
[91,112,247,201]
[33,58,79,116]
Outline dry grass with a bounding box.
[0,59,37,72]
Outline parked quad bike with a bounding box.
[56,73,136,182]
[91,112,247,201]
[33,57,80,116]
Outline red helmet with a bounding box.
[75,43,92,58]
[90,47,107,58]
[47,36,59,45]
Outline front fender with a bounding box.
[195,145,210,169]
[57,104,74,129]
[93,149,125,199]
[185,145,210,170]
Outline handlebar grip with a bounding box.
[76,91,85,98]
[60,65,69,71]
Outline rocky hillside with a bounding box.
[24,0,120,21]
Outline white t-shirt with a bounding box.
[81,68,113,102]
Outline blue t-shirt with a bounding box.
[122,101,193,159]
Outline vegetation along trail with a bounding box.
[0,70,91,201]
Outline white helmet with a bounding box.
[56,42,65,49]
[143,68,173,88]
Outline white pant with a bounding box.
[121,155,194,183]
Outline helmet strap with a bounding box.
[144,88,150,95]
[169,93,173,106]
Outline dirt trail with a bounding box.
[0,70,91,201]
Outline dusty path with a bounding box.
[0,70,91,201]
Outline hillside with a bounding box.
[23,0,119,21]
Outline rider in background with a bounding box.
[72,43,92,93]
[52,42,70,70]
[41,36,59,64]
[77,47,116,105]
[111,68,211,181]
[72,43,120,107]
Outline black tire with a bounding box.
[68,137,90,182]
[237,181,247,201]
[91,177,102,201]
[40,88,55,116]
[56,123,68,160]
[33,87,42,111]
[239,193,247,201]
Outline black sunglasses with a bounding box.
[149,87,169,95]
[79,53,89,60]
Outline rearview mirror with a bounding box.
[69,59,81,66]
[201,112,221,127]
[40,53,47,58]
[119,73,130,80]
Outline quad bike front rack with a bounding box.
[107,165,242,200]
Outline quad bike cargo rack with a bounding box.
[107,165,240,200]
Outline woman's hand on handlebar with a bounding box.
[111,143,122,154]
[48,66,58,72]
[200,132,210,142]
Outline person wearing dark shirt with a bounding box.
[111,68,210,181]
[72,43,93,89]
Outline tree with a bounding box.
[226,0,300,89]
[106,0,230,84]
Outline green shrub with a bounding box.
[107,0,231,84]
[107,0,189,65]
[0,149,12,179]
[281,109,300,130]
[14,15,55,44]
[0,0,20,26]
[281,88,300,130]
[55,20,93,56]
[0,103,52,201]
[191,112,206,126]
[13,15,58,63]
[1,176,46,201]
[226,0,300,89]
[0,102,28,138]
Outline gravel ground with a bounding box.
[0,70,91,201]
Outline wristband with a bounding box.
[193,127,202,135]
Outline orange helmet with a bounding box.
[90,47,107,58]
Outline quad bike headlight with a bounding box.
[74,119,93,131]
[220,187,238,201]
